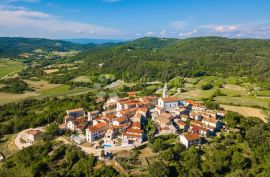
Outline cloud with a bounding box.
[160,30,166,36]
[145,31,156,36]
[204,25,238,33]
[179,29,197,37]
[0,6,122,38]
[171,21,187,30]
[201,22,270,38]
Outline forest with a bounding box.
[76,37,270,83]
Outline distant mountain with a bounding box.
[0,37,95,58]
[77,36,270,82]
[64,38,129,44]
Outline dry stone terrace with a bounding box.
[64,83,225,150]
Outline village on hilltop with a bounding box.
[63,83,225,149]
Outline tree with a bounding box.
[245,125,266,147]
[149,161,169,177]
[202,148,230,175]
[45,122,59,137]
[31,161,48,177]
[225,112,241,128]
[151,138,167,152]
[231,152,251,170]
[93,166,119,177]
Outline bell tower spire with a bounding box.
[162,82,168,98]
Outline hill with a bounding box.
[64,38,128,44]
[77,37,270,82]
[0,37,95,58]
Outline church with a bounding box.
[158,83,181,111]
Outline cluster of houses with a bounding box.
[64,83,225,149]
[65,95,157,147]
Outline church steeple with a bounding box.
[162,82,168,98]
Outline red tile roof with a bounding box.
[26,129,41,136]
[162,96,179,103]
[183,133,201,141]
[88,122,107,132]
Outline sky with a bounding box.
[0,0,270,39]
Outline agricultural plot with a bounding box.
[24,80,61,91]
[72,76,92,83]
[0,59,24,79]
[221,104,268,123]
[0,92,39,105]
[215,96,270,109]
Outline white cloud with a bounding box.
[136,33,142,36]
[0,6,122,38]
[160,30,166,36]
[179,29,197,37]
[145,31,156,36]
[204,25,238,33]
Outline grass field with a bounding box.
[220,87,244,97]
[0,92,39,104]
[0,81,93,104]
[177,88,218,100]
[215,96,270,109]
[221,104,268,123]
[72,76,92,83]
[0,59,24,79]
[24,80,61,91]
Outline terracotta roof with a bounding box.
[125,128,142,134]
[73,117,87,123]
[132,122,141,129]
[190,124,208,132]
[202,117,218,124]
[113,123,129,129]
[137,107,148,113]
[183,133,201,141]
[185,99,195,104]
[190,120,203,126]
[115,117,129,123]
[177,121,187,126]
[26,129,41,136]
[162,96,179,103]
[124,132,142,138]
[88,122,107,132]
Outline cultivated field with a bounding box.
[0,59,24,79]
[24,80,61,91]
[215,96,270,109]
[221,104,268,123]
[72,76,92,83]
[0,92,39,105]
